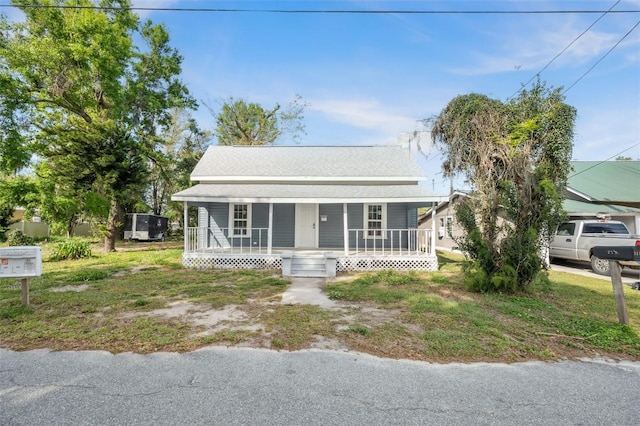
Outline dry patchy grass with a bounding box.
[1,242,639,362]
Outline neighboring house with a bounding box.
[564,161,640,233]
[419,160,640,251]
[418,191,468,251]
[171,145,448,277]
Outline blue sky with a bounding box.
[4,1,640,189]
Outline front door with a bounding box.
[295,204,317,248]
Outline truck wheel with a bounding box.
[590,255,611,276]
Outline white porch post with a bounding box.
[430,204,437,256]
[268,203,273,255]
[343,203,349,255]
[183,202,188,253]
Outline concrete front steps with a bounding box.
[290,254,326,277]
[282,252,337,278]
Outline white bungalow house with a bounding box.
[171,144,448,277]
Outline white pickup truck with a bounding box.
[549,219,640,275]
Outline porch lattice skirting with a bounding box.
[182,253,438,273]
[336,256,438,272]
[182,253,283,270]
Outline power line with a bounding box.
[508,0,621,100]
[562,19,640,94]
[569,143,640,178]
[1,4,640,14]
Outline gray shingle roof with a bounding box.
[190,145,427,181]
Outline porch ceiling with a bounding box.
[171,183,449,204]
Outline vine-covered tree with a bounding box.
[0,0,194,251]
[430,81,576,291]
[209,95,307,146]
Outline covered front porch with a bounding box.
[179,218,439,277]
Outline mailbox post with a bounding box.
[592,246,640,325]
[0,246,43,306]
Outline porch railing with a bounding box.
[348,228,432,256]
[184,227,433,256]
[186,227,271,254]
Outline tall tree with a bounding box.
[148,108,210,217]
[430,81,576,291]
[209,95,307,145]
[0,0,194,251]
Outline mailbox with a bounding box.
[592,246,640,262]
[0,246,42,278]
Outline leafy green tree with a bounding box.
[0,129,33,239]
[430,81,576,291]
[31,161,85,237]
[1,0,194,251]
[210,95,307,145]
[0,176,36,241]
[147,109,211,218]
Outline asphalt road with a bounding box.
[1,348,639,425]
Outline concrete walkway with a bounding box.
[281,277,338,309]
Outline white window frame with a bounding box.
[363,203,387,239]
[445,216,453,238]
[229,203,252,237]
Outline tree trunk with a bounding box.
[66,214,76,238]
[104,199,120,253]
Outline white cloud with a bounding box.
[309,98,417,132]
[573,106,640,160]
[131,0,181,19]
[450,18,639,76]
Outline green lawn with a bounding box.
[1,240,638,362]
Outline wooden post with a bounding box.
[343,203,349,256]
[268,203,273,255]
[183,202,189,253]
[430,205,437,256]
[21,278,29,307]
[609,260,629,325]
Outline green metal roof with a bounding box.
[563,199,640,215]
[567,161,640,205]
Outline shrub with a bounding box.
[68,269,109,282]
[5,229,35,246]
[50,239,92,260]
